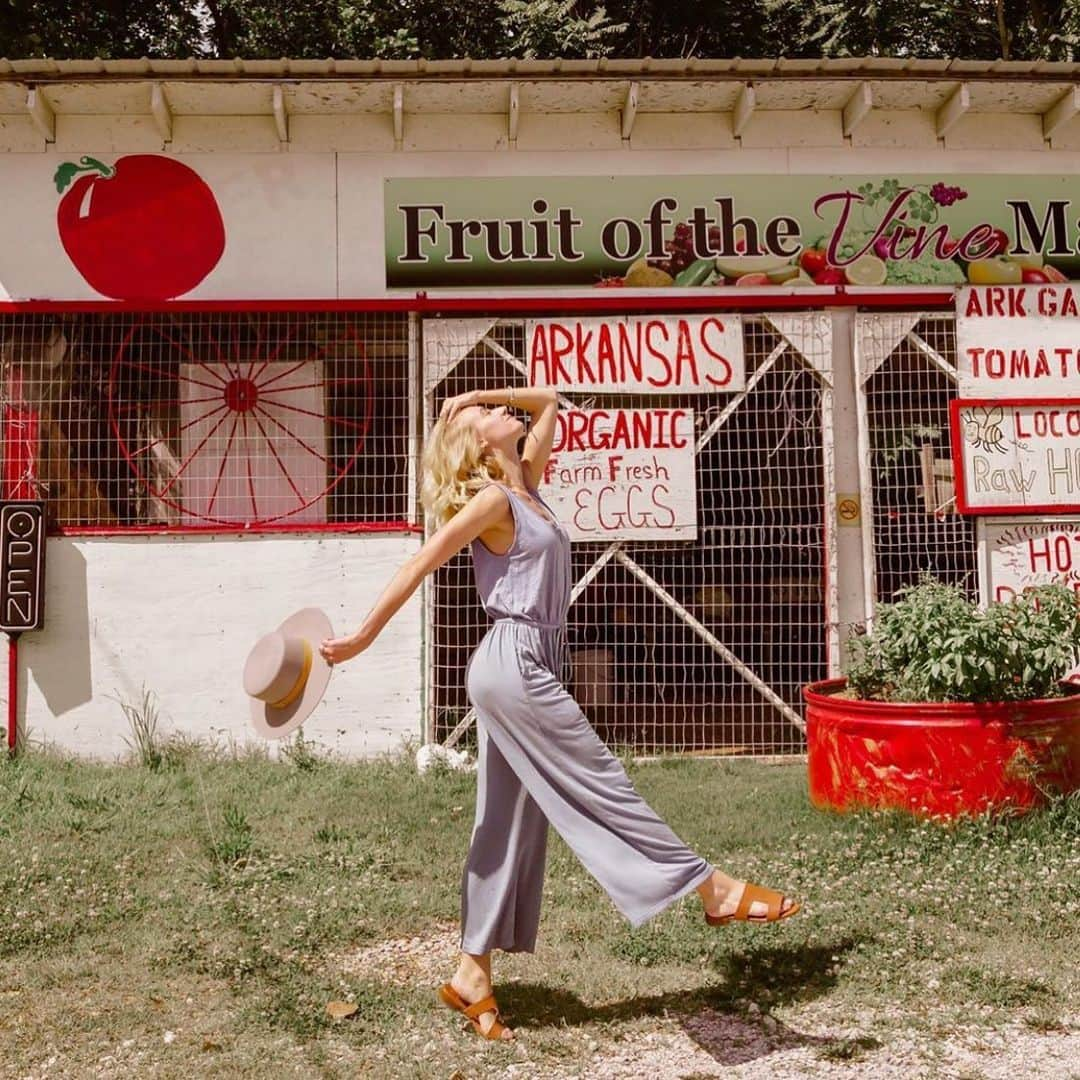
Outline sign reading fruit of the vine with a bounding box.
[950,398,1080,515]
[381,173,1080,292]
[525,315,744,393]
[537,408,696,541]
[957,285,1080,397]
[976,517,1080,605]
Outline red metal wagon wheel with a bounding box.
[107,316,374,525]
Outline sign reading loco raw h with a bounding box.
[951,399,1080,514]
[538,409,696,542]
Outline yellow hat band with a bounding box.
[270,640,312,710]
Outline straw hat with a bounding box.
[244,607,333,739]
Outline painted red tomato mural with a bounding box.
[54,154,225,300]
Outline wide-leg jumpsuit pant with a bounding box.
[460,617,714,954]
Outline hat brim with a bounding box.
[249,607,334,740]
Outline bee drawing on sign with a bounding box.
[962,406,1007,454]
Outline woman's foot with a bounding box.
[447,971,514,1041]
[697,869,799,921]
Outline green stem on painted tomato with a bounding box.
[53,156,116,194]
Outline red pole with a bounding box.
[7,634,17,756]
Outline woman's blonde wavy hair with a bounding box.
[421,412,507,529]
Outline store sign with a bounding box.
[951,399,1080,514]
[540,408,696,541]
[978,517,1080,604]
[0,501,46,632]
[526,315,744,393]
[957,285,1080,397]
[6,160,1080,300]
[383,173,1080,291]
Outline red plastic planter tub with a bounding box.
[803,678,1080,819]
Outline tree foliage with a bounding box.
[1,0,1076,60]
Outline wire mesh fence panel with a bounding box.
[0,311,411,530]
[856,312,978,608]
[422,314,831,757]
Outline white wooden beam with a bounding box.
[1043,85,1080,142]
[507,82,519,143]
[393,83,404,147]
[733,83,756,138]
[272,84,289,142]
[150,82,172,142]
[621,81,639,140]
[26,87,54,143]
[842,81,873,137]
[936,82,970,139]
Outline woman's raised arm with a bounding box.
[440,385,559,487]
[318,485,509,665]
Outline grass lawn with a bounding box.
[0,740,1076,1078]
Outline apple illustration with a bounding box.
[54,155,225,300]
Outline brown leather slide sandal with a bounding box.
[705,882,801,926]
[438,982,512,1041]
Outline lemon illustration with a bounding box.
[844,254,888,286]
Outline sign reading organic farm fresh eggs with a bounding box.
[538,409,696,542]
[957,285,1080,396]
[384,173,1080,291]
[526,315,744,393]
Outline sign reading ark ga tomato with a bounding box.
[957,285,1080,397]
[526,314,744,394]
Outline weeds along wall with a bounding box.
[0,303,979,759]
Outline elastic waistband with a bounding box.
[492,615,563,632]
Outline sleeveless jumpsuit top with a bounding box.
[468,482,572,690]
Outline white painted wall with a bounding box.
[1,532,423,761]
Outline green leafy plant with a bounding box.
[209,803,255,869]
[847,578,1080,703]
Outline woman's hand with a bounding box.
[318,630,370,667]
[439,390,482,426]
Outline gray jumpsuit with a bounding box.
[460,482,714,955]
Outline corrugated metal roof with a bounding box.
[1,56,1078,82]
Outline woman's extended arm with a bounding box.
[318,485,509,665]
[441,385,559,485]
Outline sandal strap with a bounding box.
[737,883,784,921]
[463,994,498,1020]
[482,1016,509,1041]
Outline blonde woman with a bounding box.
[319,386,799,1042]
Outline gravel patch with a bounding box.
[332,927,1078,1079]
[333,921,461,984]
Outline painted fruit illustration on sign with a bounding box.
[54,155,225,300]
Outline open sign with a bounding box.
[0,501,46,633]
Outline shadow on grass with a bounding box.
[499,937,866,1065]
